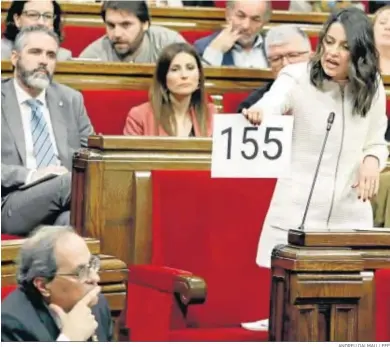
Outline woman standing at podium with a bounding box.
[243,7,389,269]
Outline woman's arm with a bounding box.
[123,106,145,136]
[250,64,300,116]
[362,81,389,171]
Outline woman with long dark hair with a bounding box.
[243,7,388,269]
[123,42,214,137]
[2,0,72,61]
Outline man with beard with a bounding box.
[1,25,94,236]
[79,0,186,62]
[194,0,271,68]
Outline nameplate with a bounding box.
[211,114,293,178]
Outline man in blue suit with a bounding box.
[194,0,271,68]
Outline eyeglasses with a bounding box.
[268,51,309,66]
[22,10,56,22]
[56,255,100,282]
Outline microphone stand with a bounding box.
[298,112,335,231]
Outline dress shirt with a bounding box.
[203,34,268,68]
[13,79,61,177]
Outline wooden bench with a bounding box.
[1,2,325,54]
[1,2,339,27]
[2,60,390,135]
[1,60,274,133]
[71,136,212,264]
[1,237,128,322]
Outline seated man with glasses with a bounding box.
[237,25,312,112]
[1,226,113,342]
[2,0,72,61]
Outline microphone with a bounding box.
[298,112,335,231]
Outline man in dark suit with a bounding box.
[1,25,94,236]
[237,25,312,112]
[1,226,113,342]
[194,0,270,68]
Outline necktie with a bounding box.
[26,99,57,168]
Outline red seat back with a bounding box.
[387,98,390,118]
[151,170,276,327]
[375,269,390,342]
[271,0,290,10]
[222,92,251,113]
[62,25,106,57]
[180,30,213,44]
[1,285,17,301]
[1,234,22,241]
[82,89,149,135]
[309,35,319,51]
[214,1,226,8]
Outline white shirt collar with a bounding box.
[13,78,47,108]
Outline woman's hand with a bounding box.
[242,108,263,126]
[352,156,380,201]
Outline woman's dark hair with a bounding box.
[101,1,150,24]
[149,42,210,136]
[3,0,64,42]
[310,7,380,117]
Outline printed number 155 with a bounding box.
[221,126,283,160]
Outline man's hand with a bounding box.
[352,156,380,201]
[30,165,68,183]
[242,108,263,126]
[209,23,242,53]
[49,286,101,342]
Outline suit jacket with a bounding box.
[1,288,113,342]
[194,31,267,66]
[123,101,215,136]
[237,81,274,112]
[1,78,94,199]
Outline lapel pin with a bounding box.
[59,101,63,107]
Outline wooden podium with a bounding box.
[269,228,390,342]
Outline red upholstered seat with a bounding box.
[309,35,319,51]
[1,234,22,241]
[375,269,390,342]
[222,92,250,113]
[81,89,149,135]
[126,170,277,341]
[180,31,213,44]
[62,26,106,57]
[214,0,226,8]
[386,98,390,118]
[1,285,17,301]
[271,1,290,10]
